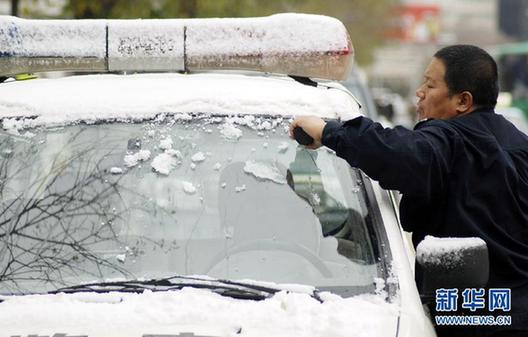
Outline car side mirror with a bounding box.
[415,236,489,303]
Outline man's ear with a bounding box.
[456,91,474,114]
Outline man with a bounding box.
[290,45,528,336]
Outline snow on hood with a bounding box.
[0,288,398,337]
[0,73,361,129]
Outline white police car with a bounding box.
[0,14,444,337]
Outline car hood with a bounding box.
[0,287,399,337]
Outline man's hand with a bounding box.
[289,116,327,149]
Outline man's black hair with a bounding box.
[434,44,499,107]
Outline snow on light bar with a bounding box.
[0,14,353,81]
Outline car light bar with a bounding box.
[0,13,353,81]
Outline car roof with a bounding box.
[0,72,362,127]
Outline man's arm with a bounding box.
[291,116,458,197]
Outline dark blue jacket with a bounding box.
[322,107,528,293]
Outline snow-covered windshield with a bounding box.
[0,115,385,297]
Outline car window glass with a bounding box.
[0,116,386,296]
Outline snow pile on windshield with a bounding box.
[416,235,486,265]
[0,73,361,129]
[278,142,289,153]
[226,115,281,130]
[191,151,206,162]
[244,160,286,185]
[182,181,197,194]
[151,153,178,175]
[0,288,397,337]
[159,137,173,150]
[123,150,151,167]
[220,122,243,140]
[109,167,123,174]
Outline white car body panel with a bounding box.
[0,73,434,337]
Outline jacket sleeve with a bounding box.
[322,116,459,197]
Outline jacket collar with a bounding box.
[413,106,495,129]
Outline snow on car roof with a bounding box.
[0,73,361,128]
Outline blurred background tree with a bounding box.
[10,0,18,16]
[58,0,395,66]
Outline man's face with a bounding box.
[415,57,460,121]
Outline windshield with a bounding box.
[0,115,386,297]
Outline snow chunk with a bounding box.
[124,150,151,167]
[224,226,234,239]
[109,167,123,174]
[213,162,222,171]
[278,142,289,153]
[173,113,193,121]
[165,149,182,158]
[182,181,197,194]
[373,277,388,301]
[235,184,246,192]
[244,160,286,185]
[23,131,35,138]
[225,115,255,128]
[138,150,151,161]
[2,118,26,134]
[416,235,486,266]
[258,120,272,130]
[191,152,206,162]
[116,254,126,263]
[159,137,173,150]
[151,153,177,175]
[220,123,242,140]
[311,193,321,206]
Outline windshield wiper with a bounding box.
[49,275,287,301]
